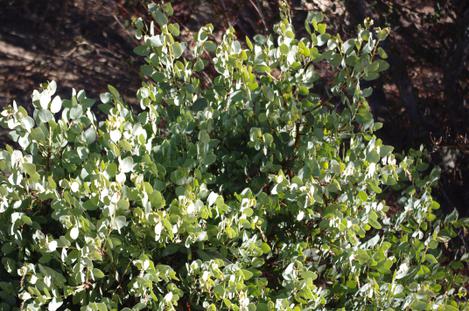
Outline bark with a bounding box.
[443,2,469,125]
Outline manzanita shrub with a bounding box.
[0,2,467,310]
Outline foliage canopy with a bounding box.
[0,2,467,310]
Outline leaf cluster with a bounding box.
[0,3,467,310]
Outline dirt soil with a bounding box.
[0,0,468,216]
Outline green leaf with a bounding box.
[366,150,380,163]
[22,163,36,176]
[107,84,120,100]
[133,45,148,56]
[50,96,62,113]
[151,8,168,26]
[172,42,185,59]
[70,227,79,240]
[84,127,97,144]
[170,167,190,185]
[368,211,382,229]
[149,191,165,209]
[194,58,204,72]
[379,145,394,157]
[241,269,253,280]
[357,191,368,202]
[119,157,134,173]
[316,23,327,34]
[168,23,180,36]
[38,109,54,123]
[355,250,370,264]
[364,71,379,81]
[30,127,46,141]
[69,105,83,120]
[100,92,112,104]
[21,116,35,131]
[93,268,105,279]
[162,3,174,16]
[204,41,217,53]
[114,216,127,232]
[395,262,409,279]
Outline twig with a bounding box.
[112,14,133,39]
[248,0,268,31]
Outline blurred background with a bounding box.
[0,0,467,216]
